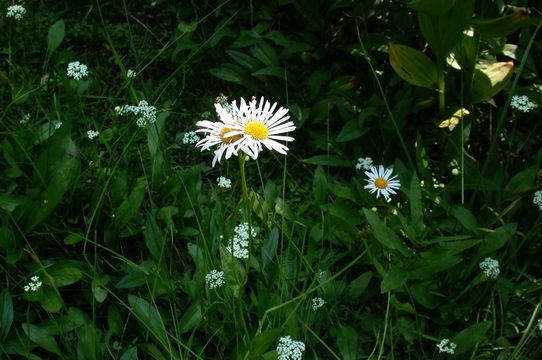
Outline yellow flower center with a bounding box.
[245,121,269,140]
[220,127,242,144]
[374,177,388,189]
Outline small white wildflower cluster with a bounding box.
[182,131,200,145]
[537,318,542,331]
[436,338,456,354]
[205,269,225,289]
[115,100,157,128]
[24,275,42,292]
[479,257,500,279]
[355,157,373,170]
[67,61,89,80]
[126,69,136,78]
[20,113,30,124]
[510,95,537,112]
[215,94,233,113]
[227,222,257,259]
[53,121,62,130]
[311,297,326,310]
[276,335,305,360]
[6,5,26,20]
[217,176,231,189]
[87,130,99,140]
[533,190,542,211]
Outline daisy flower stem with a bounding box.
[237,155,251,340]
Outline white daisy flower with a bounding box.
[224,97,296,160]
[195,104,244,167]
[364,165,401,201]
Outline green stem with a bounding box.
[237,154,251,341]
[438,68,446,114]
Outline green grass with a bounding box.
[1,1,542,359]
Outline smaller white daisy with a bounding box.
[364,165,401,201]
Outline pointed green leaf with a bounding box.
[454,321,492,354]
[178,302,202,334]
[388,43,439,90]
[128,295,169,349]
[409,173,425,237]
[337,325,359,360]
[0,291,13,342]
[363,208,410,256]
[381,267,409,293]
[472,9,529,38]
[46,20,65,61]
[249,328,282,356]
[22,323,62,355]
[312,166,327,205]
[47,262,82,287]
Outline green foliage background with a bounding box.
[1,0,542,359]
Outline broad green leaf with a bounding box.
[304,154,351,167]
[144,213,165,260]
[0,291,13,342]
[408,249,462,279]
[337,325,359,360]
[312,166,327,205]
[158,206,178,231]
[348,271,372,298]
[92,276,110,303]
[407,0,455,15]
[113,177,146,232]
[187,243,204,270]
[0,193,27,212]
[336,119,365,142]
[40,286,63,313]
[220,245,246,298]
[381,267,409,293]
[249,328,281,356]
[504,165,538,197]
[472,9,529,38]
[409,174,424,237]
[418,0,474,64]
[76,324,100,360]
[47,263,82,287]
[477,223,516,257]
[261,227,279,269]
[466,62,514,104]
[388,43,439,90]
[64,233,85,245]
[454,321,492,354]
[252,66,284,78]
[119,346,138,360]
[450,206,478,231]
[410,282,435,308]
[128,295,169,349]
[451,33,479,74]
[251,42,278,67]
[178,302,202,334]
[22,323,62,356]
[46,20,65,62]
[363,208,410,256]
[321,199,361,226]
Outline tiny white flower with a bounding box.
[126,69,136,78]
[355,157,373,170]
[67,61,89,80]
[436,338,456,354]
[20,113,30,124]
[311,297,326,310]
[53,121,62,130]
[537,318,542,331]
[6,5,26,20]
[205,269,225,289]
[87,130,100,140]
[116,100,157,127]
[23,275,42,292]
[227,222,257,259]
[510,95,537,112]
[217,176,231,189]
[479,257,500,279]
[182,131,200,145]
[276,335,305,360]
[533,190,542,211]
[364,165,401,201]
